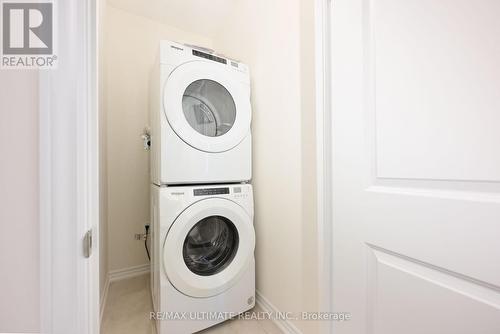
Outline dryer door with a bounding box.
[163,61,251,153]
[163,198,255,298]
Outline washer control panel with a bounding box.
[193,187,230,196]
[232,186,249,199]
[192,186,249,199]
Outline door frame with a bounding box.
[39,0,99,333]
[315,0,333,333]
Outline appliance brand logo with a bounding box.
[1,0,57,69]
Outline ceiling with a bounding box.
[106,0,237,38]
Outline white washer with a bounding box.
[150,184,255,334]
[150,40,252,185]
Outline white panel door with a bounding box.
[330,0,500,333]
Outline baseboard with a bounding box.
[100,264,150,324]
[108,263,150,282]
[100,276,110,323]
[255,290,302,334]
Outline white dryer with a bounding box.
[150,41,252,185]
[150,184,255,334]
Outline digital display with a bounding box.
[192,50,227,64]
[194,187,230,196]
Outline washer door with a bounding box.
[163,198,255,298]
[163,61,251,153]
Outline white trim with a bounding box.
[108,264,151,282]
[315,0,333,334]
[99,276,110,323]
[83,0,100,333]
[255,291,302,334]
[39,1,99,333]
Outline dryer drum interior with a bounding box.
[182,79,237,137]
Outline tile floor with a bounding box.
[101,274,283,334]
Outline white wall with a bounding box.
[0,71,40,332]
[213,1,318,332]
[103,4,213,273]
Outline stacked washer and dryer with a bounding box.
[149,40,255,334]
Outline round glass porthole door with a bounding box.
[163,198,255,297]
[183,216,239,276]
[164,61,252,152]
[182,80,237,137]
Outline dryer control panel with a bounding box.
[192,50,227,64]
[160,40,249,76]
